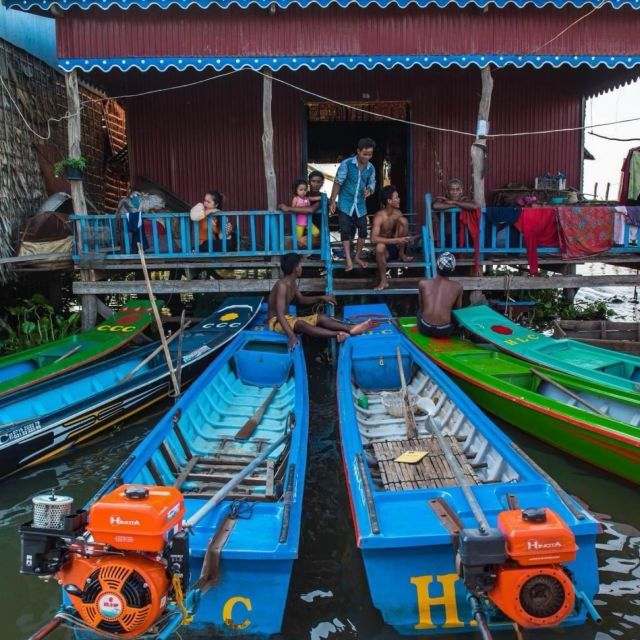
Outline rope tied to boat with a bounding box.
[172,573,194,625]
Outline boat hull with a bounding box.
[398,322,640,485]
[338,303,600,635]
[0,300,156,397]
[454,304,640,395]
[0,297,262,478]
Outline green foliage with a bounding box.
[526,288,614,330]
[0,294,81,354]
[53,156,87,176]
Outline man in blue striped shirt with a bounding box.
[328,138,376,271]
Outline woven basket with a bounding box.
[381,391,417,417]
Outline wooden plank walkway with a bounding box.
[370,436,479,490]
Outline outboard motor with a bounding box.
[20,485,190,638]
[458,507,577,628]
[489,508,577,627]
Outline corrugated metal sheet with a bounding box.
[57,5,640,59]
[10,0,640,11]
[125,66,583,220]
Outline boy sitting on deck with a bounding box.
[267,253,373,349]
[370,184,414,290]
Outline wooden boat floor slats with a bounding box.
[370,437,480,490]
[177,455,276,500]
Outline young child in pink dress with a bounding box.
[291,179,320,249]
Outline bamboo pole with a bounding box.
[262,69,277,211]
[530,368,607,417]
[120,321,191,384]
[65,70,96,330]
[137,243,180,396]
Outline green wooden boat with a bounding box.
[398,317,640,484]
[0,300,156,397]
[454,304,640,395]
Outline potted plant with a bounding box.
[53,156,87,181]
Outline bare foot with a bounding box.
[400,255,414,263]
[373,281,389,291]
[344,258,354,273]
[336,331,349,343]
[349,319,374,336]
[354,257,368,269]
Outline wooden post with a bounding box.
[470,66,493,207]
[262,69,279,278]
[65,70,96,330]
[262,69,277,211]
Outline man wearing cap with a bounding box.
[417,252,462,338]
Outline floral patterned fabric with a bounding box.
[556,206,614,259]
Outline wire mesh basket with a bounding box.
[381,391,418,417]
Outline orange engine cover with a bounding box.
[88,484,184,552]
[488,565,575,627]
[497,508,577,566]
[58,553,170,638]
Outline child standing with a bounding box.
[290,179,320,249]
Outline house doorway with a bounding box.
[304,101,411,214]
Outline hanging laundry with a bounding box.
[619,146,640,205]
[514,207,558,275]
[485,207,521,249]
[613,206,628,245]
[456,208,481,274]
[556,206,614,259]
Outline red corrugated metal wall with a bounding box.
[125,66,582,219]
[58,5,640,58]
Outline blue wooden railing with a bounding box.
[424,193,640,266]
[71,206,330,262]
[71,194,640,291]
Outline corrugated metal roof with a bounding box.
[59,54,640,73]
[54,5,640,70]
[8,0,640,10]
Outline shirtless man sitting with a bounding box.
[267,252,373,349]
[370,185,413,291]
[417,252,462,338]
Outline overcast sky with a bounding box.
[583,79,640,200]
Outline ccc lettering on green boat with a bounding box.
[503,333,539,346]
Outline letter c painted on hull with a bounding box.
[222,596,252,629]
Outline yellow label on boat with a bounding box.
[394,450,428,464]
[220,312,239,321]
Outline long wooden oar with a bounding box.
[186,413,294,528]
[235,386,279,440]
[396,346,418,439]
[119,322,191,384]
[530,367,607,417]
[174,310,187,393]
[138,243,180,397]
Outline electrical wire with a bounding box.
[250,68,640,138]
[588,131,640,142]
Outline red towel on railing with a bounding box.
[556,206,614,259]
[514,207,558,275]
[456,208,481,274]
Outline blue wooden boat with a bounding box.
[0,297,261,479]
[20,320,307,640]
[337,303,601,635]
[455,304,640,395]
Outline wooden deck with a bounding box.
[368,436,479,490]
[67,204,640,317]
